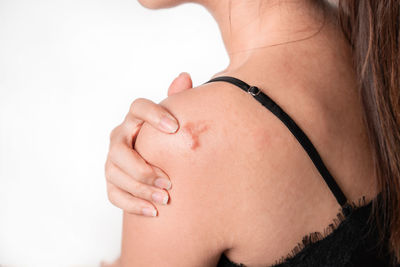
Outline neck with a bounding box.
[199,0,330,72]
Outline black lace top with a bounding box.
[203,76,398,267]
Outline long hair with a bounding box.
[337,0,400,263]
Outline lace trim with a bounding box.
[271,195,370,266]
[224,195,377,267]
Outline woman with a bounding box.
[104,0,400,266]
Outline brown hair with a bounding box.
[337,0,400,263]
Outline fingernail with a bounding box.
[154,178,172,190]
[159,115,178,133]
[152,192,169,205]
[142,207,157,217]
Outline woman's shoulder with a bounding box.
[131,81,286,260]
[133,78,377,265]
[136,84,321,224]
[135,81,279,172]
[134,84,285,204]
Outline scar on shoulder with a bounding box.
[181,120,210,150]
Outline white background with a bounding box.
[0,0,227,266]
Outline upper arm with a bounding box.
[120,85,249,267]
[118,78,357,266]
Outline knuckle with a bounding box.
[104,170,110,182]
[104,164,114,182]
[107,187,117,203]
[126,201,140,213]
[130,98,145,114]
[104,159,109,173]
[109,125,121,141]
[107,143,120,163]
[137,164,153,179]
[135,183,152,199]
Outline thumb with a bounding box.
[167,72,193,97]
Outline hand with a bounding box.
[105,72,193,216]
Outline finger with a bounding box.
[127,97,179,134]
[167,72,193,96]
[107,125,172,190]
[107,182,159,217]
[109,119,142,147]
[106,145,159,187]
[106,161,170,205]
[151,165,172,190]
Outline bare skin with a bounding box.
[182,121,210,150]
[111,0,378,266]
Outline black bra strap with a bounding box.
[204,76,348,207]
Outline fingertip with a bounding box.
[142,207,158,217]
[179,72,190,77]
[168,72,193,96]
[159,114,179,133]
[154,178,172,190]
